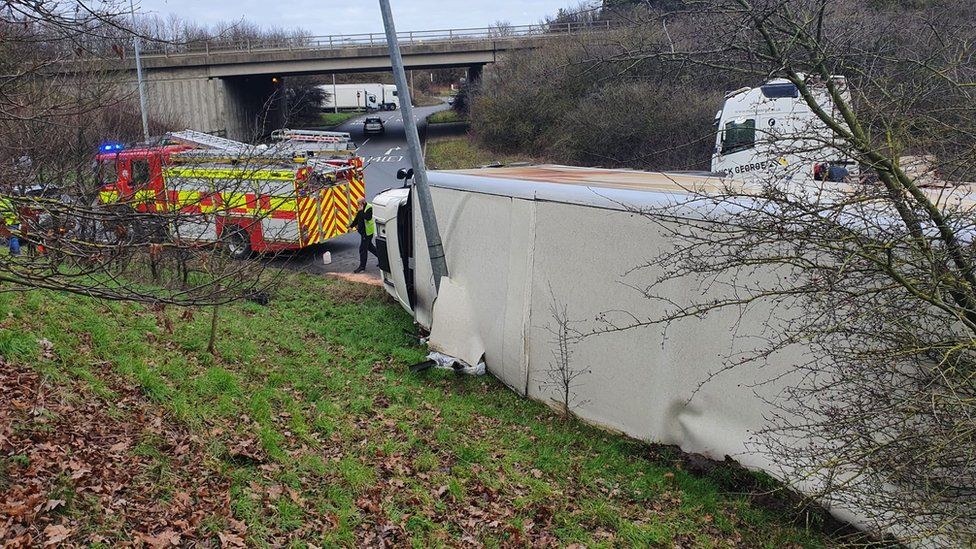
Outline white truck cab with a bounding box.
[372,187,416,315]
[711,76,857,182]
[380,85,400,111]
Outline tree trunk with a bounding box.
[207,301,219,355]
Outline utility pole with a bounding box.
[378,0,449,290]
[128,0,149,141]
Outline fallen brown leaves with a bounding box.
[0,358,235,546]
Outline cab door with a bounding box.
[97,155,121,204]
[127,157,154,212]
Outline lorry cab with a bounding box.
[381,85,399,110]
[372,186,415,313]
[711,76,857,182]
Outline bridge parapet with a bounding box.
[138,21,614,59]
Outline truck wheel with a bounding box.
[224,229,252,259]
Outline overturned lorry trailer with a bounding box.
[373,164,878,529]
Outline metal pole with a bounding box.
[378,0,448,290]
[128,0,149,141]
[332,73,338,114]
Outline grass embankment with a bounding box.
[425,136,534,170]
[412,93,445,107]
[428,109,466,124]
[320,112,358,127]
[1,273,838,546]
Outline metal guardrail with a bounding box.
[137,21,614,58]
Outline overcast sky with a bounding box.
[135,0,575,36]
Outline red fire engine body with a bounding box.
[95,133,366,255]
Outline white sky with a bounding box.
[135,0,577,36]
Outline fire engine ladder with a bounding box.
[168,146,303,165]
[168,129,248,152]
[275,144,355,159]
[308,158,357,177]
[271,128,352,144]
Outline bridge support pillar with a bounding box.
[221,75,287,141]
[467,64,484,84]
[142,73,285,141]
[141,76,226,136]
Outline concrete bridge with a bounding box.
[102,22,611,140]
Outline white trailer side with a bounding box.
[374,165,868,529]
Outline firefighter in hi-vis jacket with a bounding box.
[348,198,376,273]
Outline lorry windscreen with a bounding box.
[722,119,756,154]
[760,82,798,98]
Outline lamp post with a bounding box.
[378,0,448,290]
[128,0,150,141]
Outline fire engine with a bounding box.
[95,130,366,257]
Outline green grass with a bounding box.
[1,273,839,546]
[428,109,465,124]
[319,112,358,126]
[425,135,534,170]
[412,93,445,107]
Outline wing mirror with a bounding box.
[396,168,414,180]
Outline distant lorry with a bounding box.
[369,76,891,532]
[319,83,399,111]
[711,75,857,181]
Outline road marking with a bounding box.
[366,155,404,163]
[384,146,402,155]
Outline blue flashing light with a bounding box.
[100,143,124,153]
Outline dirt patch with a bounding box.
[0,359,240,546]
[328,271,383,288]
[325,274,391,306]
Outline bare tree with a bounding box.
[468,8,730,170]
[0,3,353,320]
[489,20,514,37]
[582,0,976,545]
[539,287,590,418]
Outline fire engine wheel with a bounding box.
[225,229,252,260]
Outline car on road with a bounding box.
[363,116,385,135]
[446,96,455,105]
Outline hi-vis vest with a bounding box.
[364,203,375,237]
[0,197,17,226]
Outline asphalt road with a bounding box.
[270,102,452,277]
